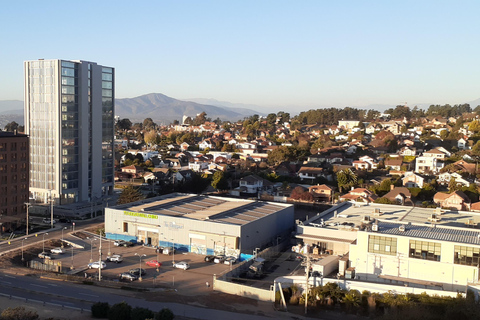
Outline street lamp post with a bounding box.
[70,245,74,270]
[98,237,102,281]
[24,202,30,235]
[61,227,67,248]
[171,239,175,264]
[87,237,96,263]
[42,233,49,253]
[21,237,27,262]
[135,253,146,281]
[49,190,54,229]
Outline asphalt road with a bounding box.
[0,272,318,320]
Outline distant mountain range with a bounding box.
[1,94,479,127]
[115,93,264,124]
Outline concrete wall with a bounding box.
[275,276,462,298]
[214,278,273,302]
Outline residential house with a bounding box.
[402,171,426,188]
[385,158,403,171]
[452,160,476,175]
[399,146,417,156]
[383,186,413,206]
[199,139,213,151]
[121,165,144,178]
[458,137,469,150]
[433,190,471,211]
[273,162,298,177]
[175,169,193,183]
[339,188,378,203]
[365,123,382,134]
[180,142,190,151]
[423,147,451,160]
[358,156,378,169]
[238,175,273,194]
[338,120,360,130]
[353,161,370,170]
[415,156,444,174]
[297,167,327,182]
[437,172,471,187]
[308,184,333,202]
[188,161,208,172]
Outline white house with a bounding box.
[437,172,471,187]
[415,156,444,174]
[402,171,425,188]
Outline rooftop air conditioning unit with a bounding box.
[363,215,371,224]
[372,223,379,232]
[373,208,381,214]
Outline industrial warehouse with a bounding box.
[295,202,480,292]
[105,193,294,258]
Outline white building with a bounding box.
[296,203,480,292]
[24,59,114,205]
[415,156,444,174]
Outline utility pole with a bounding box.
[305,253,310,314]
[98,236,102,281]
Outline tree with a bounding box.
[4,121,19,132]
[155,308,175,320]
[336,169,358,193]
[117,186,144,205]
[143,118,156,130]
[91,302,110,318]
[131,307,154,320]
[193,112,208,126]
[144,130,158,147]
[468,120,480,133]
[290,186,313,201]
[1,307,39,320]
[108,301,132,320]
[211,171,228,191]
[116,118,132,131]
[448,177,460,192]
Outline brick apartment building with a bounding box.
[0,131,29,234]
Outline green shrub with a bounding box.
[131,307,154,320]
[91,302,110,318]
[155,308,175,320]
[108,301,132,320]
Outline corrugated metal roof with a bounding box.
[374,221,480,245]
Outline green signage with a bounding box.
[123,211,158,220]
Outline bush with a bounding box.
[1,307,39,320]
[91,302,110,318]
[108,301,132,320]
[131,307,154,320]
[155,308,175,320]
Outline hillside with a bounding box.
[115,93,254,124]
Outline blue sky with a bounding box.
[1,1,479,112]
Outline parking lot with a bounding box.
[31,234,233,295]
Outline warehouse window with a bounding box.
[368,235,397,256]
[409,240,441,261]
[123,222,128,233]
[454,245,480,266]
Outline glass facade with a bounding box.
[454,245,480,266]
[101,67,114,185]
[26,59,114,204]
[409,240,441,261]
[368,235,397,256]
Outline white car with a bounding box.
[50,247,65,254]
[114,240,127,247]
[88,261,106,269]
[224,256,237,265]
[106,254,123,263]
[42,218,57,224]
[173,261,190,270]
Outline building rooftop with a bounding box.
[306,202,480,241]
[115,193,290,226]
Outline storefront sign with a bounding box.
[123,211,158,220]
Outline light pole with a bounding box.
[135,253,146,281]
[61,227,67,247]
[171,238,175,264]
[71,245,74,270]
[21,237,27,261]
[42,233,48,253]
[24,202,30,235]
[49,190,54,229]
[98,236,103,281]
[87,237,96,263]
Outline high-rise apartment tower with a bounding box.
[24,59,114,206]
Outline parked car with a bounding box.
[106,254,123,263]
[42,218,57,224]
[173,261,190,270]
[145,260,161,268]
[224,256,237,265]
[58,218,71,223]
[155,246,165,253]
[123,241,135,247]
[113,240,127,247]
[88,261,106,269]
[204,255,215,262]
[50,247,65,254]
[128,268,146,276]
[119,272,138,282]
[38,252,53,259]
[213,255,226,264]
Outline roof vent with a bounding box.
[363,215,372,224]
[399,225,406,232]
[372,223,378,232]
